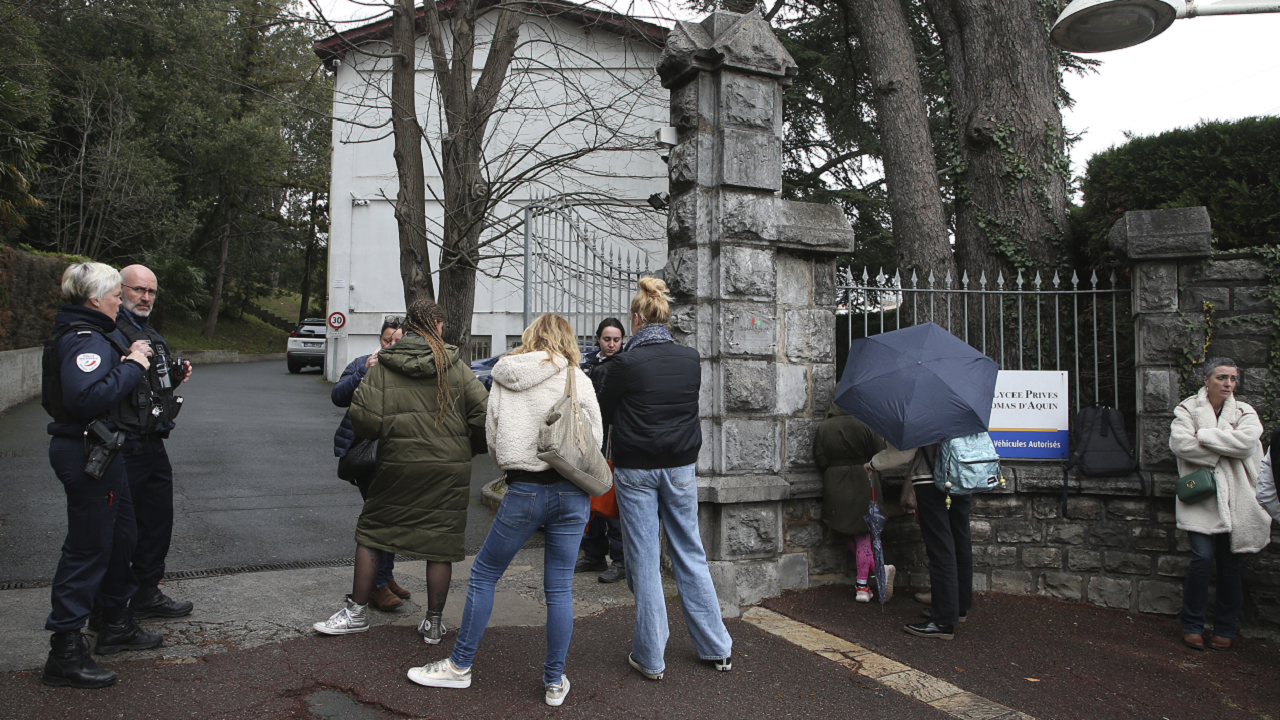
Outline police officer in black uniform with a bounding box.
[41,262,164,689]
[115,264,194,619]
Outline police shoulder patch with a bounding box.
[75,353,102,372]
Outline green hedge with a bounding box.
[0,244,86,351]
[1077,116,1280,262]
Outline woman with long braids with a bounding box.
[313,299,488,643]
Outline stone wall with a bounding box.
[779,207,1280,640]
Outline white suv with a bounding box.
[286,318,327,373]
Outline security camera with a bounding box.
[654,127,678,149]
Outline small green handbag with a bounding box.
[1176,468,1217,504]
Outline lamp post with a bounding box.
[1051,0,1280,52]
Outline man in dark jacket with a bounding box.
[113,265,193,620]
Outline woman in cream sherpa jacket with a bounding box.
[407,314,602,701]
[1168,357,1269,650]
[485,351,602,471]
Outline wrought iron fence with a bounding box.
[836,266,1135,417]
[522,200,655,341]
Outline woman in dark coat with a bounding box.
[814,405,887,602]
[331,316,404,609]
[313,299,488,644]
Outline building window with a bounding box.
[506,335,523,351]
[470,335,492,360]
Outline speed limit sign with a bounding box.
[328,311,346,330]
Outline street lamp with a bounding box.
[1051,0,1280,52]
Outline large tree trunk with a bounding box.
[924,0,1070,281]
[923,0,1070,360]
[203,217,233,339]
[420,0,523,356]
[845,0,953,286]
[298,191,318,324]
[391,0,435,307]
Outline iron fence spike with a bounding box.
[996,270,1005,288]
[1053,269,1061,288]
[1034,270,1042,288]
[961,270,969,288]
[1109,269,1117,285]
[910,269,918,288]
[1072,269,1079,288]
[1016,269,1024,289]
[979,270,987,289]
[927,269,936,288]
[1091,269,1099,288]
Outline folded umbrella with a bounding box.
[834,322,999,450]
[864,485,888,610]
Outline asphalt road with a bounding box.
[0,361,503,585]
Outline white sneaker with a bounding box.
[545,674,570,707]
[407,658,472,689]
[312,596,370,635]
[628,652,663,680]
[855,586,872,602]
[882,565,896,602]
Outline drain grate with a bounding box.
[0,555,424,591]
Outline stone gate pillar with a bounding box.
[657,10,856,617]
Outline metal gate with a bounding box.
[522,200,655,343]
[835,266,1135,417]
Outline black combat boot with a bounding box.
[43,631,117,688]
[131,586,194,619]
[94,606,164,655]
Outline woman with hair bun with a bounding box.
[313,299,488,646]
[598,277,733,680]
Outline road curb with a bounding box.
[741,606,1036,720]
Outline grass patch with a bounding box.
[254,292,322,325]
[162,312,289,355]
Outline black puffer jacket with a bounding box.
[597,339,701,469]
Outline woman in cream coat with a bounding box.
[1169,357,1269,651]
[407,313,601,708]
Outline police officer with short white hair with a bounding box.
[41,262,164,688]
[114,264,194,620]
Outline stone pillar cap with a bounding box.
[1108,207,1212,260]
[658,9,798,89]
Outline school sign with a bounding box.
[989,371,1069,460]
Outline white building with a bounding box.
[314,2,670,379]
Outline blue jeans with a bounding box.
[450,480,589,686]
[614,464,732,674]
[357,480,395,587]
[1182,531,1242,639]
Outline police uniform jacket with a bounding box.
[45,304,147,438]
[115,307,181,438]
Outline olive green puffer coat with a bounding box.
[349,334,488,562]
[814,405,887,536]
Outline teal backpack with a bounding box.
[933,432,1004,507]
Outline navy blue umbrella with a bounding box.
[834,323,999,450]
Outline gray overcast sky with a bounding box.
[314,2,1280,189]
